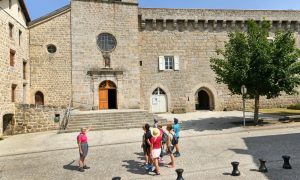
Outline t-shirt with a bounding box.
[173,124,180,138]
[77,132,88,144]
[144,130,152,148]
[150,136,162,149]
[167,131,174,147]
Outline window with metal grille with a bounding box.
[97,33,117,52]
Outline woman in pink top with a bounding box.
[77,127,91,172]
[150,128,162,175]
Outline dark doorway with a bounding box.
[197,90,210,110]
[108,89,117,109]
[3,114,14,135]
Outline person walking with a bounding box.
[166,124,175,168]
[143,123,154,171]
[172,118,181,157]
[141,125,148,166]
[150,128,162,175]
[158,124,166,164]
[77,127,91,172]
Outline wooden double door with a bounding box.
[99,80,117,110]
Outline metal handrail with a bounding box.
[60,100,72,130]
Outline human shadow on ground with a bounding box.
[63,160,78,171]
[229,133,300,179]
[181,116,268,132]
[122,151,155,176]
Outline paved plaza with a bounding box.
[1,111,300,180]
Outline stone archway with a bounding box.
[195,88,215,110]
[3,114,14,135]
[99,80,117,110]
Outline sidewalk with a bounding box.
[0,111,298,157]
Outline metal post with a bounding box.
[243,95,245,127]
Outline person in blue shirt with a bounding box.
[172,118,181,157]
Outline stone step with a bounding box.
[61,110,168,133]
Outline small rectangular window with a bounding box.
[10,49,15,66]
[164,56,174,70]
[9,23,14,38]
[9,0,12,9]
[12,84,17,102]
[23,61,27,79]
[19,30,22,46]
[139,61,142,66]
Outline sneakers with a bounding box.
[174,152,181,157]
[83,165,90,169]
[158,158,164,164]
[78,167,84,172]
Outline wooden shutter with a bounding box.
[174,56,180,70]
[159,56,165,71]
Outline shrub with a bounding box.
[287,103,300,110]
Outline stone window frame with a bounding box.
[10,49,16,66]
[11,84,17,102]
[96,33,117,52]
[9,23,14,39]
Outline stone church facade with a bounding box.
[1,0,300,136]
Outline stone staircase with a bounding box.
[59,110,169,133]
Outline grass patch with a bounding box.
[260,108,300,116]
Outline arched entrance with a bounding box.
[3,114,14,135]
[99,80,117,110]
[35,91,44,105]
[151,87,167,113]
[195,88,214,110]
[198,90,209,110]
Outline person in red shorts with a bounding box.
[150,128,162,175]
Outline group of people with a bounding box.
[75,118,181,175]
[142,118,181,175]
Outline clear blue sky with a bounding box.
[25,0,300,20]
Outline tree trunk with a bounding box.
[254,95,260,125]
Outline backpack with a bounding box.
[171,132,178,145]
[162,131,168,144]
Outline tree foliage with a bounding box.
[210,20,300,123]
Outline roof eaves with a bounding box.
[28,4,71,27]
[18,0,30,22]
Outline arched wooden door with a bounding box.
[99,80,117,110]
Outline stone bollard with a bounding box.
[112,177,121,180]
[176,169,184,180]
[231,162,240,176]
[282,155,292,169]
[258,159,268,173]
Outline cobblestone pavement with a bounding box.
[1,126,300,180]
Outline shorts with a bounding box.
[80,143,88,158]
[142,146,147,156]
[167,146,174,155]
[152,149,161,159]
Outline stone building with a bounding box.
[1,0,300,136]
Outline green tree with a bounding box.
[210,20,300,124]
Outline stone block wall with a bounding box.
[13,104,64,134]
[139,8,300,112]
[0,5,29,136]
[71,0,140,109]
[29,10,72,107]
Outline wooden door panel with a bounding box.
[99,89,108,109]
